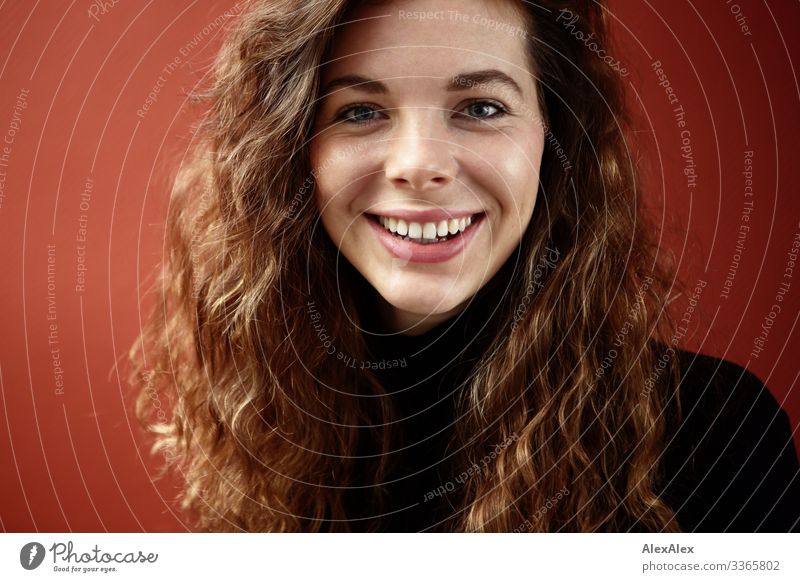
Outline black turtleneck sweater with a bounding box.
[347,311,800,533]
[359,309,487,532]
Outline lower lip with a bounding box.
[366,213,484,263]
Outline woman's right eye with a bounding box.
[337,104,382,126]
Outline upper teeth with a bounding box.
[377,215,473,240]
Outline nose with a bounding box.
[383,110,457,192]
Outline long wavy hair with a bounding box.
[130,0,687,532]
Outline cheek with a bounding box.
[310,141,342,216]
[310,141,368,250]
[314,186,347,249]
[309,142,342,249]
[507,158,540,222]
[482,135,544,230]
[310,136,366,211]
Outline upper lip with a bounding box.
[365,208,483,222]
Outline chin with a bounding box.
[374,278,474,319]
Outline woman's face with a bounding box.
[310,0,545,334]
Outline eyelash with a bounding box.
[335,100,509,127]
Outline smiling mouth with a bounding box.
[366,213,484,245]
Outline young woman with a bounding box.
[130,0,800,532]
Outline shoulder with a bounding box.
[658,347,800,532]
[672,349,785,435]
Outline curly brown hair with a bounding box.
[129,0,686,532]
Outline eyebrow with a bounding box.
[321,69,524,98]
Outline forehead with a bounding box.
[322,0,533,82]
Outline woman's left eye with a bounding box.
[457,100,508,121]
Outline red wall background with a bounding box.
[0,1,798,532]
